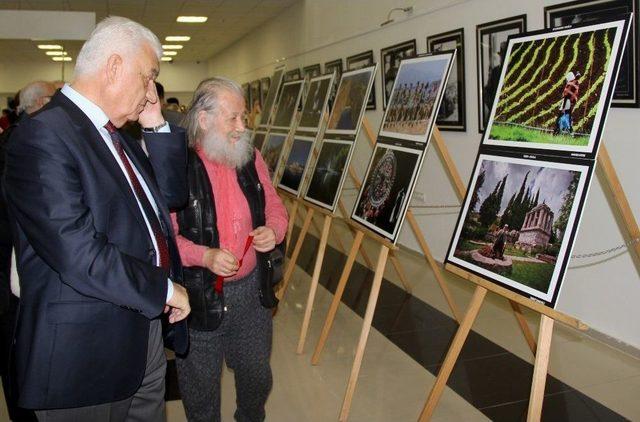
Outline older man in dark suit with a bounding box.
[3,16,190,421]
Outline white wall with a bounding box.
[208,0,640,348]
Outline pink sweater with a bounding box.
[170,148,288,281]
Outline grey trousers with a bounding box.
[35,319,166,422]
[176,269,273,422]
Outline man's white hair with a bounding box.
[184,77,245,147]
[74,16,162,77]
[18,81,53,114]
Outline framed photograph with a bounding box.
[483,18,632,159]
[284,68,302,82]
[303,138,355,211]
[277,135,316,196]
[476,14,527,133]
[325,66,377,136]
[260,132,288,180]
[379,52,456,144]
[271,80,304,131]
[351,144,423,243]
[347,50,377,110]
[445,152,593,308]
[297,74,335,132]
[324,58,343,111]
[249,80,261,109]
[303,64,322,79]
[325,59,343,77]
[260,77,271,106]
[259,66,285,127]
[545,0,639,108]
[428,28,466,131]
[381,40,417,109]
[252,130,268,151]
[242,82,251,107]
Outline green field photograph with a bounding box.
[484,19,627,155]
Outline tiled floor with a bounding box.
[2,214,639,421]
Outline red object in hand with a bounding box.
[214,235,254,294]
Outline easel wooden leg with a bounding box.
[598,144,640,262]
[407,211,462,323]
[338,200,374,268]
[418,286,487,421]
[297,214,333,354]
[310,212,323,237]
[311,231,364,365]
[389,251,412,294]
[527,315,555,422]
[510,301,537,355]
[286,200,299,255]
[277,208,314,301]
[339,244,390,422]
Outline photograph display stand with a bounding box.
[419,16,639,421]
[279,65,382,305]
[417,265,587,422]
[416,120,640,422]
[275,66,417,359]
[276,127,412,358]
[310,117,541,421]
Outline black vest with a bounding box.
[177,149,278,331]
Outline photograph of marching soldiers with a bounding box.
[381,54,453,141]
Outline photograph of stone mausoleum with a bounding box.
[448,154,589,298]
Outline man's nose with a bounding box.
[146,80,158,103]
[235,115,246,132]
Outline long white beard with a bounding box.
[201,130,253,168]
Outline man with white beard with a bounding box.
[170,77,288,422]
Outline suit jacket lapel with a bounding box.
[52,92,148,231]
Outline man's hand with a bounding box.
[166,282,190,324]
[203,248,239,277]
[250,226,276,252]
[138,79,165,128]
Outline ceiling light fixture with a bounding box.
[161,57,173,62]
[38,44,63,50]
[177,16,208,23]
[163,51,177,56]
[162,44,183,50]
[46,51,66,56]
[380,6,414,27]
[165,36,191,42]
[52,57,72,61]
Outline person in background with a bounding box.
[0,80,54,422]
[155,82,184,127]
[4,16,190,421]
[171,77,288,422]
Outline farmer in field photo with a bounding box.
[555,71,581,135]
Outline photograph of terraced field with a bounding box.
[485,20,628,155]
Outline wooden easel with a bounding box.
[417,265,588,421]
[307,117,538,421]
[334,224,398,422]
[309,120,494,371]
[416,140,640,420]
[365,117,535,345]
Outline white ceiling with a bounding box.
[0,0,298,63]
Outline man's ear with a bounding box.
[105,53,123,84]
[197,110,210,132]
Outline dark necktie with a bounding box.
[104,121,170,271]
